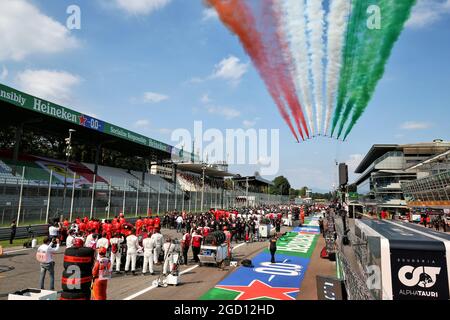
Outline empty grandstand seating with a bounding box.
[0,151,219,196]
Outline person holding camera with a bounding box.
[36,237,60,290]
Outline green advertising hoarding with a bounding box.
[0,83,197,160]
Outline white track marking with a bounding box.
[123,241,248,300]
[268,258,290,282]
[123,264,199,300]
[3,248,32,254]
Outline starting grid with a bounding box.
[200,217,321,300]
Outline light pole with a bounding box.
[201,163,206,212]
[62,129,75,216]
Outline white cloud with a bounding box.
[0,66,8,81]
[201,94,212,104]
[243,117,260,128]
[206,105,241,119]
[158,128,172,135]
[142,91,169,103]
[188,56,249,86]
[187,77,204,84]
[15,69,81,105]
[210,55,249,85]
[347,154,364,175]
[406,0,450,29]
[0,0,78,61]
[115,0,172,15]
[134,119,150,128]
[202,8,218,22]
[400,121,431,130]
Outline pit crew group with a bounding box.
[39,206,293,299]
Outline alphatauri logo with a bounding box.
[398,266,441,288]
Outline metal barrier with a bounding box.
[0,167,288,228]
[0,218,140,241]
[334,213,375,300]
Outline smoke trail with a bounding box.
[266,0,309,139]
[306,0,326,135]
[342,0,417,139]
[323,0,351,136]
[205,0,300,142]
[336,0,383,138]
[281,0,315,136]
[330,0,366,137]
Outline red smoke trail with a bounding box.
[206,0,300,142]
[261,0,310,139]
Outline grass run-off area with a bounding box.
[0,235,47,249]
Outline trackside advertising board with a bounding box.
[355,219,450,300]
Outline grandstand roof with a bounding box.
[232,175,274,186]
[0,83,195,162]
[177,163,237,178]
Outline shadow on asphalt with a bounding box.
[0,253,28,258]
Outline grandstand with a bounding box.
[0,83,286,227]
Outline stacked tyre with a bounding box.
[205,231,226,245]
[59,247,95,300]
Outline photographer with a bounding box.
[36,237,60,291]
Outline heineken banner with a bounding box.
[0,83,176,154]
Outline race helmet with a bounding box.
[98,247,107,256]
[73,238,84,248]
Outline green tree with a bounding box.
[270,176,291,195]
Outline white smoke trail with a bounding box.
[306,0,325,135]
[324,0,351,136]
[280,0,315,136]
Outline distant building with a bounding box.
[305,188,312,198]
[401,148,450,212]
[353,140,450,214]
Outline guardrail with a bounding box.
[0,218,139,241]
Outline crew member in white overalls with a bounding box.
[125,230,141,275]
[142,235,155,275]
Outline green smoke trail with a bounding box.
[337,0,386,138]
[330,0,366,137]
[342,0,417,140]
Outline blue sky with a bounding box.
[1,0,449,191]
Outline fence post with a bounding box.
[69,171,76,222]
[182,192,185,212]
[189,190,191,212]
[90,174,96,219]
[157,182,161,215]
[45,169,53,224]
[135,180,139,217]
[166,188,169,212]
[107,178,112,220]
[174,182,178,211]
[194,191,198,212]
[215,190,218,209]
[16,166,25,227]
[122,179,127,215]
[210,188,213,209]
[146,187,150,216]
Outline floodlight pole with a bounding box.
[62,129,75,216]
[201,164,206,212]
[69,171,76,222]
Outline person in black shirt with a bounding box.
[269,235,277,263]
[10,220,17,244]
